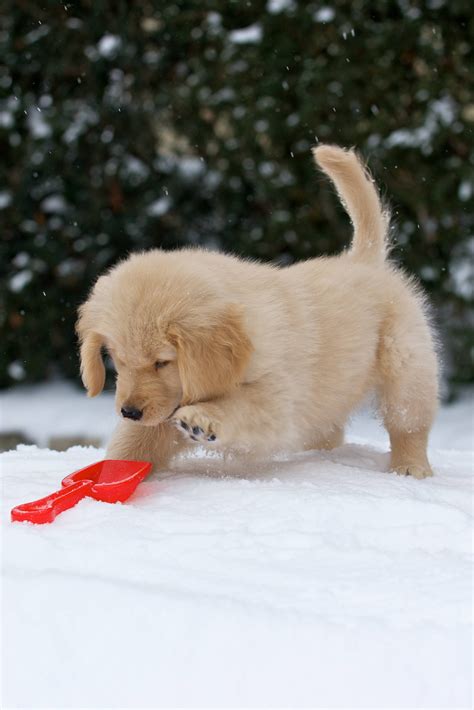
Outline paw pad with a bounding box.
[174,415,218,444]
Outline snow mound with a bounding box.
[2,394,472,708]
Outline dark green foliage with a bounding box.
[1,1,472,390]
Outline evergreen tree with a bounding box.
[1,1,472,391]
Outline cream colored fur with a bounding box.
[77,145,439,478]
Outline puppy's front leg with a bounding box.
[173,381,293,452]
[106,419,186,470]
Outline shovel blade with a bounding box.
[62,460,152,503]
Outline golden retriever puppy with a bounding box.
[77,145,439,478]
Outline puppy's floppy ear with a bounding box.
[76,303,105,397]
[169,304,253,403]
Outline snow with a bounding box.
[146,196,171,217]
[313,7,336,23]
[62,105,100,144]
[459,180,472,201]
[1,384,473,708]
[206,12,222,29]
[97,34,122,58]
[40,194,68,213]
[385,97,456,153]
[177,156,206,179]
[12,252,29,268]
[449,238,474,299]
[27,108,51,139]
[0,190,12,209]
[121,155,149,182]
[266,0,296,13]
[0,110,14,129]
[24,24,50,45]
[6,362,26,381]
[0,382,116,447]
[9,270,33,293]
[228,24,263,45]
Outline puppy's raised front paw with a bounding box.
[173,405,218,444]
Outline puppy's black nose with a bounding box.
[121,406,143,421]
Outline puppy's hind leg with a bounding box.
[377,298,438,479]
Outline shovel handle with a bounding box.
[11,480,93,524]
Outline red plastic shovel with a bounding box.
[10,459,152,524]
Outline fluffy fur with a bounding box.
[77,145,439,478]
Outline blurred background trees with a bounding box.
[1,0,472,394]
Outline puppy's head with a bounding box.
[76,253,253,426]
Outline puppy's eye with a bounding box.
[154,360,170,370]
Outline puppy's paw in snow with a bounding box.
[173,405,219,444]
[393,463,433,479]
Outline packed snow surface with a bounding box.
[1,385,472,708]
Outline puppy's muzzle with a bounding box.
[121,406,143,421]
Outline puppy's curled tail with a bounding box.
[312,144,390,264]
